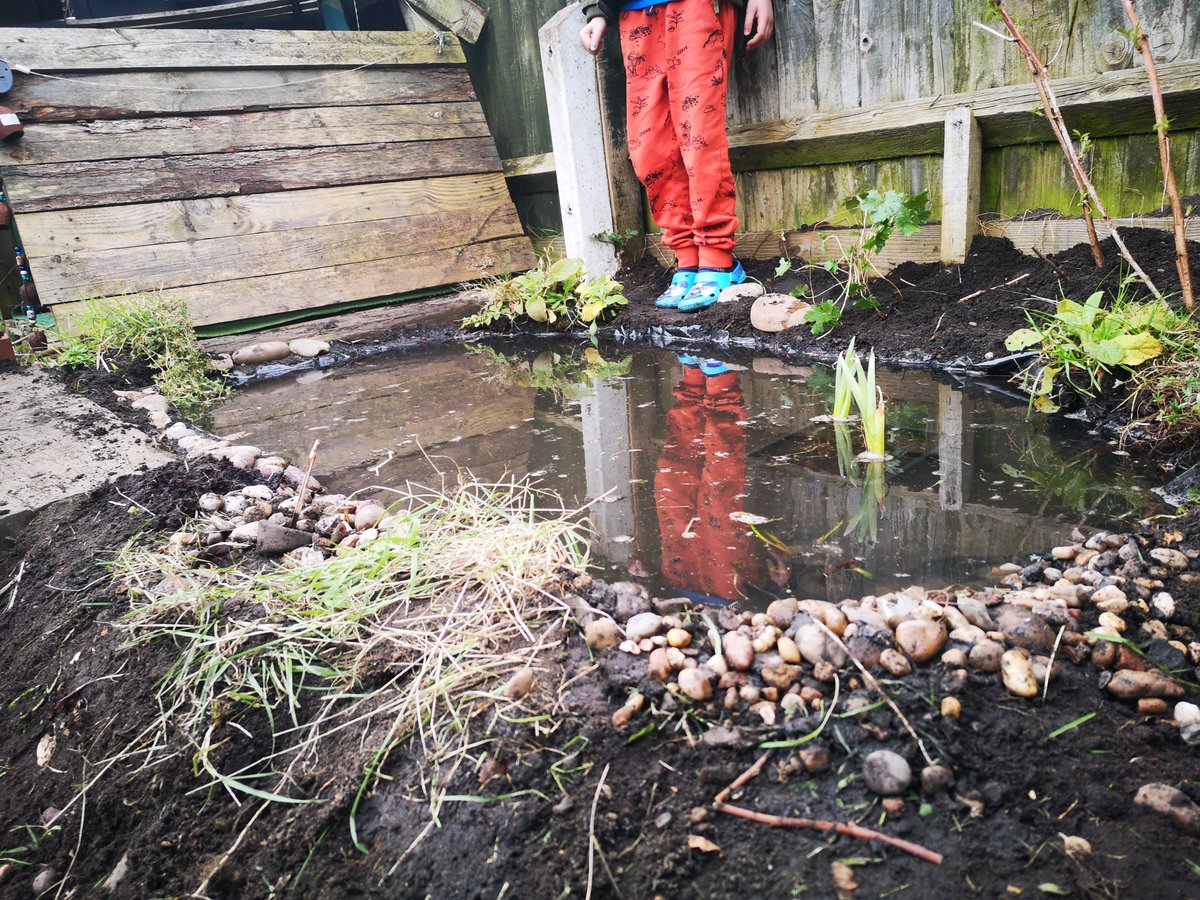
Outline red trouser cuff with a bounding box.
[699,247,734,269]
[674,247,700,269]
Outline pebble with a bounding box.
[647,648,672,682]
[723,631,755,671]
[677,667,712,701]
[1138,698,1168,716]
[1175,702,1200,745]
[704,654,728,677]
[940,696,962,719]
[289,338,331,358]
[1150,547,1189,570]
[994,606,1057,652]
[761,661,801,691]
[1051,545,1078,560]
[1105,669,1184,700]
[232,341,291,365]
[501,667,534,700]
[881,797,905,816]
[198,492,223,512]
[666,627,692,649]
[895,619,946,663]
[1097,612,1126,633]
[739,684,761,704]
[32,868,59,894]
[752,625,780,653]
[613,581,652,619]
[1000,648,1039,698]
[749,700,777,725]
[879,648,912,677]
[625,612,663,642]
[1090,639,1118,669]
[1152,592,1177,620]
[862,750,912,796]
[766,597,798,628]
[164,421,194,441]
[1134,783,1200,834]
[131,393,170,414]
[776,635,801,664]
[968,640,1004,674]
[799,745,830,773]
[229,521,262,543]
[354,502,386,531]
[794,622,846,667]
[585,619,621,651]
[941,648,968,669]
[920,764,955,794]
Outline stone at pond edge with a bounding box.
[289,338,331,358]
[256,522,312,557]
[626,612,663,642]
[894,619,946,663]
[723,631,755,670]
[862,750,912,797]
[232,341,291,366]
[719,282,765,304]
[1000,648,1039,698]
[1134,783,1200,834]
[1105,669,1184,700]
[585,619,621,651]
[677,667,712,701]
[750,293,812,332]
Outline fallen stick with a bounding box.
[711,751,944,865]
[292,439,321,526]
[714,802,944,865]
[956,271,1030,303]
[1030,247,1068,281]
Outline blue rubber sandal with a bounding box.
[699,358,729,376]
[678,261,746,312]
[656,270,698,308]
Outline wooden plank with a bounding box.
[3,136,502,212]
[3,66,475,123]
[4,103,489,166]
[980,217,1200,256]
[31,203,524,298]
[726,57,1200,171]
[940,107,982,264]
[64,0,318,28]
[812,0,859,111]
[16,173,514,253]
[405,0,487,45]
[0,27,466,69]
[47,236,537,327]
[501,152,556,178]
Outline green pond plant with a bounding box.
[831,342,889,460]
[462,256,628,340]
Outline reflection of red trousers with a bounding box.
[655,369,761,601]
[620,0,738,269]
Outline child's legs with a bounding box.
[621,8,699,269]
[664,0,739,269]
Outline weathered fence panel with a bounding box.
[0,27,535,327]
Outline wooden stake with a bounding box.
[989,1,1163,299]
[293,439,320,524]
[939,107,982,265]
[1121,0,1194,309]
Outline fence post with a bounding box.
[540,3,627,277]
[939,106,982,265]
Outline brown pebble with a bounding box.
[1138,698,1169,716]
[812,660,836,682]
[1090,639,1118,669]
[799,745,830,773]
[879,648,912,677]
[800,685,824,705]
[882,797,905,816]
[940,696,962,719]
[502,667,534,700]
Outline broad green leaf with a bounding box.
[1005,328,1043,351]
[545,257,584,285]
[1055,298,1088,328]
[579,301,603,323]
[1112,331,1163,366]
[525,297,548,323]
[1086,338,1125,367]
[1033,395,1060,413]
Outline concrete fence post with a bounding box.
[940,106,982,265]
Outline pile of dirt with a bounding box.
[610,227,1200,370]
[2,454,1199,898]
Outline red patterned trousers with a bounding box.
[620,0,738,269]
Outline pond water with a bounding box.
[211,342,1169,605]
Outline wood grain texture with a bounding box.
[16,173,516,253]
[5,103,489,166]
[4,137,502,212]
[57,0,320,28]
[30,201,523,298]
[405,0,487,44]
[0,27,466,69]
[5,67,475,122]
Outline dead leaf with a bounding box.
[687,834,721,854]
[831,860,859,896]
[36,733,55,768]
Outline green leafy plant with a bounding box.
[799,190,931,336]
[462,258,628,338]
[849,350,887,460]
[832,337,861,421]
[472,345,632,402]
[45,291,227,414]
[1004,289,1185,412]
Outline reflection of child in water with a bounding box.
[654,356,764,602]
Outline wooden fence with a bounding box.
[0,26,534,327]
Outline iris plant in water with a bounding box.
[832,342,889,460]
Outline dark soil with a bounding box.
[2,454,1199,898]
[610,227,1200,371]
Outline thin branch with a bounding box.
[586,763,612,900]
[1121,0,1194,309]
[989,1,1163,298]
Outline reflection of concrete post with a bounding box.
[938,384,963,511]
[580,379,635,562]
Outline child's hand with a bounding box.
[580,18,607,55]
[744,0,775,50]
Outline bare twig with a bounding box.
[956,272,1031,303]
[1121,0,1194,309]
[813,621,935,767]
[711,753,943,865]
[1030,247,1068,281]
[292,439,321,525]
[989,1,1162,297]
[586,763,611,900]
[1043,625,1065,703]
[3,558,25,612]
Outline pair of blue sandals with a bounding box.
[655,261,746,311]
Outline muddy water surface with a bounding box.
[211,342,1168,603]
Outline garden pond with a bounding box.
[210,341,1171,605]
